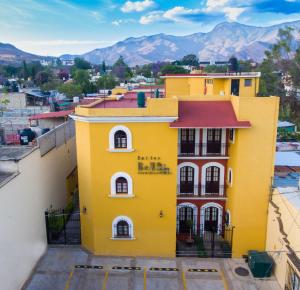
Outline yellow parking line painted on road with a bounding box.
[64,269,74,290]
[102,271,109,290]
[144,267,147,290]
[220,270,229,290]
[182,271,187,290]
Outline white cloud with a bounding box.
[223,7,246,21]
[140,11,163,24]
[121,0,155,13]
[112,19,135,26]
[204,0,230,12]
[163,6,202,23]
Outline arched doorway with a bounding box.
[177,203,198,235]
[200,203,223,235]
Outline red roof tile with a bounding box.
[29,109,74,120]
[170,101,251,128]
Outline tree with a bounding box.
[22,61,29,80]
[58,69,69,81]
[181,54,199,66]
[112,56,132,80]
[101,61,106,74]
[58,83,82,97]
[41,79,62,92]
[96,74,116,90]
[160,64,188,75]
[35,69,54,85]
[74,57,91,70]
[228,56,239,72]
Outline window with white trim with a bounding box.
[112,216,134,239]
[228,168,233,186]
[108,125,133,151]
[110,172,133,196]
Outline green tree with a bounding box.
[181,54,199,66]
[74,57,91,70]
[58,83,82,97]
[101,61,106,74]
[112,56,132,80]
[35,69,54,85]
[229,56,239,72]
[160,64,188,75]
[96,74,116,90]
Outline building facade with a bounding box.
[72,73,279,258]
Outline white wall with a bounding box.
[0,137,76,290]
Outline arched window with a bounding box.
[109,125,133,151]
[201,162,225,195]
[228,168,233,186]
[116,177,128,194]
[112,216,134,239]
[116,220,129,237]
[114,130,127,149]
[110,172,133,196]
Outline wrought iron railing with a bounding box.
[176,184,226,197]
[178,142,228,157]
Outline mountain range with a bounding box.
[2,20,300,66]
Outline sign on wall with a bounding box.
[137,156,171,175]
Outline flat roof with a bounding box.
[29,109,74,120]
[0,146,35,161]
[170,101,251,129]
[92,98,138,108]
[275,151,300,167]
[161,72,261,79]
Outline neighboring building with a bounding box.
[0,121,77,290]
[71,72,279,258]
[278,121,296,134]
[275,151,300,168]
[277,142,300,152]
[266,172,300,290]
[29,109,74,129]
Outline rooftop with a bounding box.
[170,101,251,129]
[275,151,300,167]
[0,146,35,161]
[278,121,295,128]
[161,72,261,79]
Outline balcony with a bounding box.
[178,142,228,157]
[177,184,226,198]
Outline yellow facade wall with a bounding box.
[165,76,259,98]
[226,95,279,257]
[76,121,178,257]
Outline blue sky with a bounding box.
[1,0,300,56]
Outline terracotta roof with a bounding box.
[170,101,251,128]
[29,109,74,120]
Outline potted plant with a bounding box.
[185,219,194,245]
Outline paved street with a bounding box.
[23,247,280,290]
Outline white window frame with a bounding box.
[177,202,198,234]
[225,209,231,226]
[110,172,134,197]
[227,168,233,187]
[177,162,199,195]
[201,162,225,196]
[111,216,135,240]
[202,129,226,156]
[108,125,134,152]
[200,202,223,235]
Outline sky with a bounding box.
[1,0,300,56]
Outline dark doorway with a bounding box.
[205,166,220,194]
[180,129,195,156]
[207,129,222,154]
[231,79,240,96]
[178,207,194,234]
[180,166,194,193]
[204,207,219,232]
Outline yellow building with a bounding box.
[71,72,279,258]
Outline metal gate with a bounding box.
[45,208,81,245]
[176,225,234,258]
